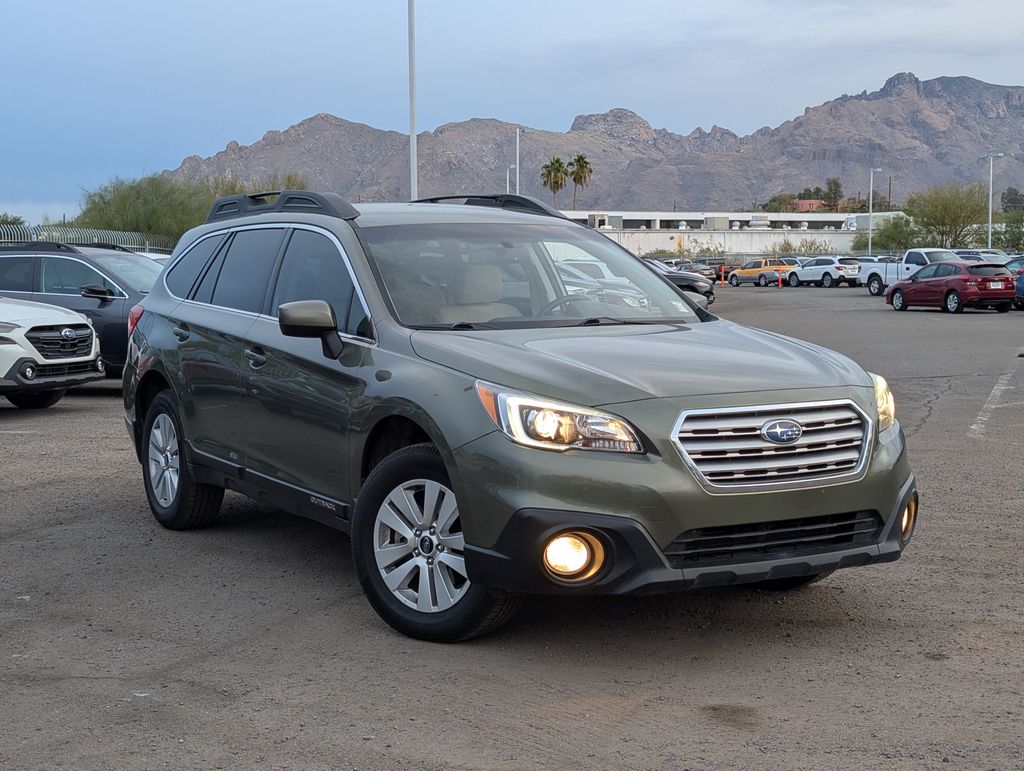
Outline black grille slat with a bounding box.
[664,511,882,568]
[25,324,93,360]
[34,361,96,377]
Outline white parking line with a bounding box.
[968,371,1015,440]
[0,430,37,434]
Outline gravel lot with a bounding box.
[2,285,1022,769]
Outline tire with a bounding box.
[788,272,800,287]
[754,572,833,591]
[821,273,835,288]
[867,275,884,296]
[1013,299,1024,310]
[757,274,769,287]
[352,443,522,642]
[849,279,861,288]
[891,289,908,311]
[944,291,963,314]
[5,389,65,409]
[142,391,223,530]
[728,274,740,287]
[996,303,1011,313]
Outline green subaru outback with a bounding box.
[123,191,918,642]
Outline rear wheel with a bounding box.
[788,272,800,287]
[757,274,769,287]
[142,391,223,529]
[728,274,740,287]
[754,572,833,591]
[891,289,908,311]
[867,275,884,296]
[849,279,861,287]
[5,389,65,409]
[944,290,963,314]
[996,302,1011,313]
[821,273,835,288]
[352,444,522,642]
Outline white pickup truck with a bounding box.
[862,248,960,296]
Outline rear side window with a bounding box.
[166,235,224,297]
[209,229,286,313]
[271,229,354,325]
[0,256,34,291]
[968,266,1011,277]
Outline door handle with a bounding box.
[172,323,190,341]
[244,347,267,369]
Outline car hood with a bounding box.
[0,296,90,326]
[410,319,872,405]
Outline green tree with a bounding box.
[903,183,987,247]
[823,177,844,210]
[540,157,568,208]
[76,173,310,239]
[996,211,1024,251]
[1001,186,1024,213]
[567,154,593,210]
[0,212,26,225]
[851,215,922,252]
[763,192,797,212]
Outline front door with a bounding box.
[237,227,372,506]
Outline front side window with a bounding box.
[38,257,118,295]
[209,228,286,313]
[914,265,938,280]
[742,261,758,270]
[272,229,356,330]
[0,256,34,292]
[358,222,702,329]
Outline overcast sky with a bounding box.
[2,0,1021,223]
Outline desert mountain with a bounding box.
[168,73,1024,210]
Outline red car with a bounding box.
[885,261,1015,313]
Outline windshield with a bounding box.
[926,250,959,263]
[968,265,1011,276]
[358,222,702,328]
[90,253,163,293]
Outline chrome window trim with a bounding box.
[671,398,875,496]
[165,223,374,341]
[34,255,129,299]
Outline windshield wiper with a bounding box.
[448,321,496,330]
[574,317,668,326]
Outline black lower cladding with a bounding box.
[0,356,103,393]
[663,510,883,569]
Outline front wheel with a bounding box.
[5,389,65,409]
[944,291,963,314]
[891,290,908,311]
[788,272,800,287]
[142,391,223,529]
[352,444,522,642]
[867,276,884,296]
[821,273,835,288]
[757,274,769,287]
[728,274,740,287]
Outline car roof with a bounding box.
[351,202,570,228]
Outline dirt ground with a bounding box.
[2,286,1022,769]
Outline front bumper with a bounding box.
[465,474,917,595]
[0,356,105,394]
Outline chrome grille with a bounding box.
[673,400,871,491]
[25,324,93,360]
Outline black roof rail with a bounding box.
[411,194,569,220]
[0,241,81,254]
[205,190,360,224]
[77,242,137,253]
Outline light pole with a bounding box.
[505,164,517,194]
[981,152,1005,248]
[407,0,417,199]
[515,128,520,194]
[867,168,882,257]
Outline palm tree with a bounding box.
[540,157,568,208]
[567,154,593,209]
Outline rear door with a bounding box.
[0,255,37,302]
[171,227,286,466]
[35,255,128,365]
[238,226,372,507]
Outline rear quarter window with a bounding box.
[166,235,224,297]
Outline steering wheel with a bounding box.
[536,294,580,316]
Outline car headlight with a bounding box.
[475,382,644,453]
[0,322,19,333]
[870,373,895,432]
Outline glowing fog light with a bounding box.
[542,531,605,581]
[900,493,919,545]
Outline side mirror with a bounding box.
[80,284,112,299]
[278,299,344,359]
[684,291,709,310]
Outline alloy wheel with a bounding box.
[373,479,469,613]
[148,413,180,507]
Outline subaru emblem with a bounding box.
[60,327,76,341]
[761,419,803,445]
